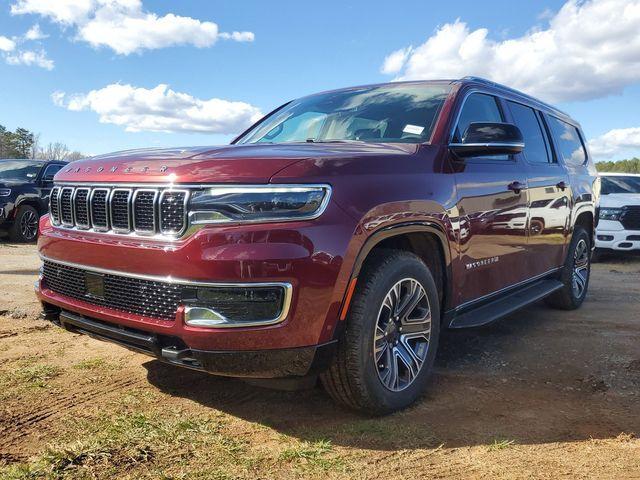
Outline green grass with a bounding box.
[279,439,346,472]
[72,358,114,371]
[488,438,516,451]
[8,364,62,388]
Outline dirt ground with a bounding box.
[0,242,638,479]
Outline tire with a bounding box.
[9,205,39,243]
[321,250,440,415]
[546,226,591,310]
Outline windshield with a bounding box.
[601,176,640,194]
[236,83,451,145]
[0,160,42,182]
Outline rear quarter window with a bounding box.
[547,116,587,167]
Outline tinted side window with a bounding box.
[507,101,550,164]
[43,164,63,178]
[547,116,587,166]
[455,93,503,141]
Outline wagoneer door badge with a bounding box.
[465,256,500,270]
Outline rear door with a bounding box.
[450,92,530,305]
[504,101,571,276]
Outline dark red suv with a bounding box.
[36,77,598,414]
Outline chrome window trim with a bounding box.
[72,187,91,229]
[132,188,158,235]
[39,254,293,327]
[109,188,133,234]
[158,189,190,236]
[89,188,111,231]
[60,186,75,226]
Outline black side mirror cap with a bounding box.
[449,122,524,158]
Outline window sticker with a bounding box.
[403,124,425,135]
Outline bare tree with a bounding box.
[36,142,85,161]
[30,133,41,159]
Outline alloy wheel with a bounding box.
[572,238,589,298]
[20,210,38,241]
[373,278,432,391]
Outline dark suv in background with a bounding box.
[36,77,597,414]
[0,159,67,242]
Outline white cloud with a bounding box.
[381,0,640,103]
[52,83,263,134]
[0,36,16,52]
[589,127,640,160]
[219,31,255,42]
[24,23,47,40]
[11,0,254,55]
[5,49,54,69]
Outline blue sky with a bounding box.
[0,0,639,160]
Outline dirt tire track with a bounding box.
[0,376,142,459]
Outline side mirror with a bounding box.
[449,122,524,158]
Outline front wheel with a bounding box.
[546,226,591,310]
[9,205,39,243]
[321,250,440,415]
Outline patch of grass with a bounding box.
[488,438,516,451]
[279,439,346,472]
[72,357,114,371]
[10,364,61,388]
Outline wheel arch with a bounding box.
[344,222,453,322]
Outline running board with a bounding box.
[449,279,564,329]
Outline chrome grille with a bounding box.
[110,189,132,232]
[50,185,189,238]
[60,187,74,225]
[160,191,187,234]
[73,188,90,228]
[49,188,61,224]
[42,260,181,320]
[133,190,157,232]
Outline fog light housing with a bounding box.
[183,284,292,328]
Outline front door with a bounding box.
[451,92,530,305]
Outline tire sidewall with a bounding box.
[353,255,440,413]
[564,227,591,307]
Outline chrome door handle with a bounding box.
[508,181,525,194]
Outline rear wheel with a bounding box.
[546,226,591,310]
[9,205,39,243]
[321,250,440,415]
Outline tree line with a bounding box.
[596,158,640,173]
[0,125,85,161]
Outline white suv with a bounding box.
[596,173,640,255]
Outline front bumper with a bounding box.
[42,307,336,378]
[595,227,640,252]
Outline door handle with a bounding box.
[556,181,567,191]
[507,181,525,194]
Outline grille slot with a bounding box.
[73,188,90,228]
[133,190,157,233]
[110,189,132,232]
[52,185,188,238]
[49,187,61,225]
[90,189,109,230]
[621,206,640,231]
[160,191,187,234]
[60,187,74,225]
[42,260,181,320]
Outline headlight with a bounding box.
[189,185,331,224]
[599,208,622,221]
[0,188,11,197]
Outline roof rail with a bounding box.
[459,76,571,120]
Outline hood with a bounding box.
[600,193,640,208]
[54,143,417,184]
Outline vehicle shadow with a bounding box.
[145,299,640,450]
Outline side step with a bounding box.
[449,279,564,329]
